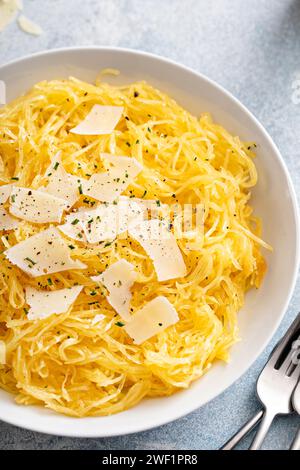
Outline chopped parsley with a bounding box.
[24,257,36,266]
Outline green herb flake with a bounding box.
[24,257,36,265]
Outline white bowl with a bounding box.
[0,47,299,437]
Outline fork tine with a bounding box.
[267,313,300,368]
[279,336,300,374]
[291,361,300,380]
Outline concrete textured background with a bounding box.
[0,0,300,450]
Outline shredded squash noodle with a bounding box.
[0,76,268,417]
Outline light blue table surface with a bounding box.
[0,0,300,451]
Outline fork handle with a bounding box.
[249,409,276,450]
[221,410,264,450]
[291,428,300,450]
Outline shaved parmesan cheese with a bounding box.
[0,0,20,32]
[0,80,6,105]
[92,260,137,320]
[138,199,169,216]
[80,205,118,244]
[26,285,83,320]
[4,227,86,277]
[58,221,88,243]
[129,219,187,281]
[0,340,6,364]
[91,314,105,325]
[0,185,18,230]
[63,197,144,244]
[83,154,142,203]
[102,153,141,171]
[41,153,83,207]
[117,197,145,233]
[64,207,116,243]
[17,14,42,36]
[0,208,19,230]
[0,184,12,204]
[9,186,69,223]
[70,105,123,135]
[125,296,179,344]
[120,195,169,220]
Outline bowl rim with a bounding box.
[0,46,299,437]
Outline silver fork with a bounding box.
[222,312,300,450]
[291,380,300,450]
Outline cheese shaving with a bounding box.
[17,14,42,36]
[0,184,18,230]
[83,154,142,203]
[70,105,123,135]
[58,221,88,243]
[0,0,21,32]
[129,219,187,281]
[4,227,87,277]
[26,285,83,320]
[63,196,144,244]
[92,260,137,320]
[69,205,118,244]
[41,153,83,207]
[0,184,12,204]
[0,207,19,230]
[124,296,179,344]
[9,186,69,223]
[117,197,145,233]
